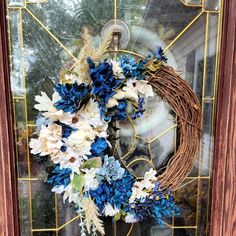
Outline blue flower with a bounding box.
[155,46,167,63]
[128,190,179,224]
[90,172,135,211]
[47,165,72,188]
[128,198,155,221]
[131,97,145,120]
[87,58,122,117]
[111,173,135,209]
[56,121,77,139]
[120,56,147,80]
[111,100,128,121]
[54,82,90,114]
[97,156,125,183]
[90,137,108,157]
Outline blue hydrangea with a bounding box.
[54,82,90,113]
[90,137,108,157]
[155,46,167,63]
[90,172,135,211]
[47,165,72,188]
[120,56,147,80]
[97,156,125,183]
[87,58,122,117]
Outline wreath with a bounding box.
[30,29,201,235]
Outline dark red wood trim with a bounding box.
[0,1,20,236]
[210,0,236,235]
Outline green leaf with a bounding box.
[81,157,102,169]
[71,174,85,192]
[114,212,121,221]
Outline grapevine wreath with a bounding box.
[30,29,201,235]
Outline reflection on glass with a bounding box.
[174,228,196,236]
[9,0,24,7]
[9,10,25,96]
[31,181,56,229]
[174,179,198,226]
[18,181,31,236]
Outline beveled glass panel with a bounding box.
[204,0,220,11]
[18,180,31,236]
[14,98,28,177]
[9,10,25,96]
[6,0,223,235]
[31,181,56,229]
[9,0,24,7]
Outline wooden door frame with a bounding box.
[210,0,236,235]
[0,1,235,235]
[0,0,20,235]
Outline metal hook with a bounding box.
[112,31,121,52]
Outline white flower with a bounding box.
[30,124,63,156]
[107,97,118,108]
[125,213,139,223]
[63,184,82,206]
[29,138,48,156]
[123,79,154,102]
[144,168,157,182]
[34,91,73,122]
[94,122,108,139]
[103,203,120,217]
[110,60,125,78]
[129,168,157,203]
[52,185,67,194]
[134,80,154,97]
[83,168,99,191]
[79,99,104,127]
[51,147,85,173]
[129,185,149,203]
[122,85,139,101]
[113,90,125,100]
[66,122,95,156]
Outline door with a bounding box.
[0,0,235,236]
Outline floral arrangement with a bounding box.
[30,30,181,235]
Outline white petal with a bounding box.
[107,97,118,108]
[136,81,154,97]
[113,90,125,100]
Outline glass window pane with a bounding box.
[6,0,222,235]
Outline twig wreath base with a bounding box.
[148,65,201,190]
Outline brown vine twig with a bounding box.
[148,65,201,190]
